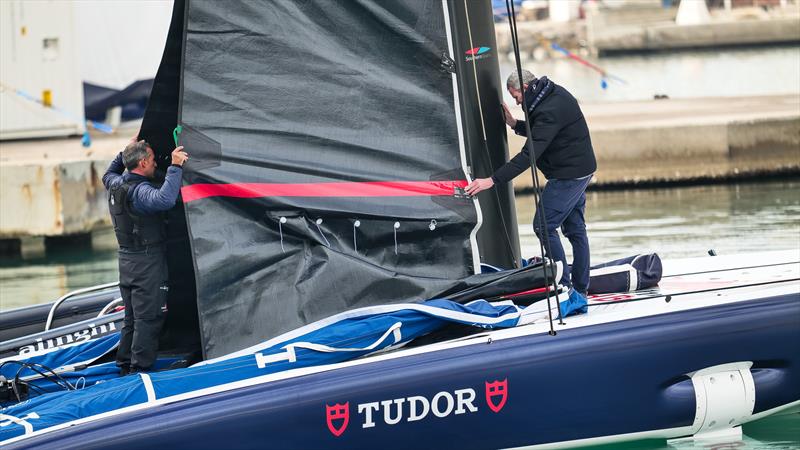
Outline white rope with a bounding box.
[353,220,361,253]
[315,218,331,247]
[279,217,287,253]
[393,222,400,255]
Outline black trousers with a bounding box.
[115,246,168,370]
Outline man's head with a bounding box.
[506,69,537,106]
[123,140,156,178]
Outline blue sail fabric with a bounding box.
[0,299,523,443]
[0,333,119,380]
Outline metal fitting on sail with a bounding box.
[429,220,437,231]
[440,52,455,73]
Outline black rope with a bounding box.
[24,382,47,396]
[0,360,76,403]
[663,261,799,279]
[505,0,562,335]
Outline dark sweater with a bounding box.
[492,82,596,183]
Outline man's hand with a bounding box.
[465,177,494,196]
[171,146,189,166]
[502,102,517,128]
[129,130,140,144]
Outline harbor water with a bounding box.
[3,180,797,310]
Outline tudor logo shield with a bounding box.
[485,379,508,413]
[326,402,350,437]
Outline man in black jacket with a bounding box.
[466,70,596,312]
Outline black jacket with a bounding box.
[492,80,596,182]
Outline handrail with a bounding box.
[44,281,120,331]
[97,297,124,318]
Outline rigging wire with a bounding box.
[587,278,800,308]
[505,0,563,335]
[663,261,799,279]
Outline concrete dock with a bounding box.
[586,3,800,55]
[0,134,128,244]
[495,3,800,57]
[0,95,798,246]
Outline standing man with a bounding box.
[466,70,596,314]
[103,138,188,374]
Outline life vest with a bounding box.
[108,180,166,249]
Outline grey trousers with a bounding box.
[115,246,168,370]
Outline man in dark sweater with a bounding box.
[103,138,188,374]
[466,70,596,313]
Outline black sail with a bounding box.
[142,0,523,359]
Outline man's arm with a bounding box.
[493,110,560,184]
[131,166,183,215]
[102,152,125,190]
[131,146,188,215]
[466,110,561,196]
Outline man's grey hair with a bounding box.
[506,69,536,90]
[122,140,150,171]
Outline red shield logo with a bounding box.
[485,379,508,413]
[326,402,350,437]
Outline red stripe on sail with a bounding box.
[181,180,468,203]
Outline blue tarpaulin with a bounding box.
[0,334,119,381]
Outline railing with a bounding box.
[96,298,124,318]
[44,282,120,331]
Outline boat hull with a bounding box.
[8,291,799,450]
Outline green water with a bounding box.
[516,180,800,262]
[2,180,797,310]
[0,180,798,448]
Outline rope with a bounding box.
[463,0,520,267]
[506,0,562,335]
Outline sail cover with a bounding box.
[143,0,521,358]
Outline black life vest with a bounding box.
[108,180,166,249]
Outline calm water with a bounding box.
[2,181,797,310]
[517,180,800,263]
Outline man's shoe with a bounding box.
[575,291,589,314]
[557,289,588,319]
